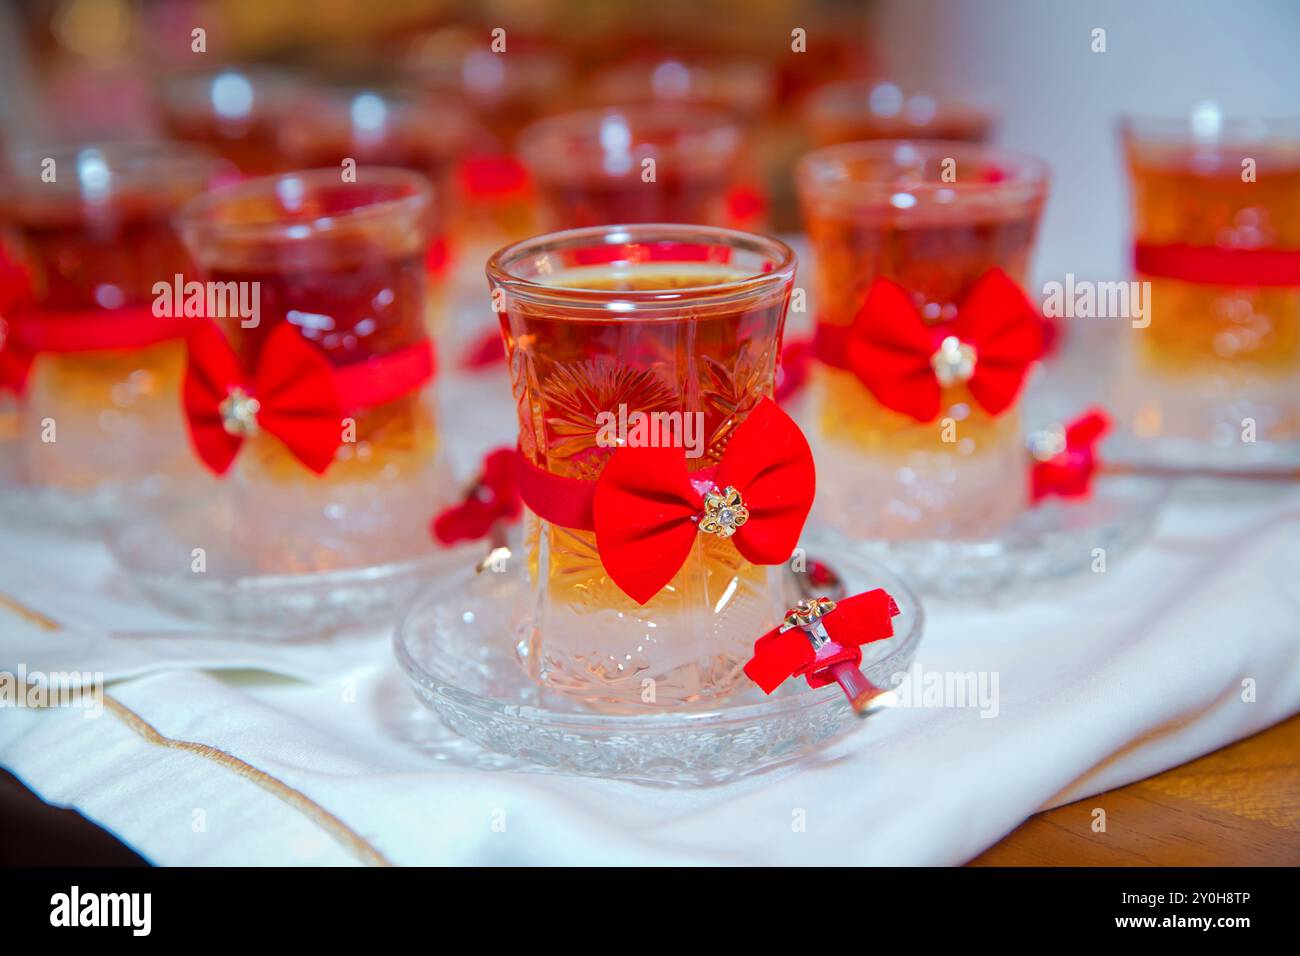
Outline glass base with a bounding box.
[1042,321,1300,474]
[106,493,471,636]
[393,535,924,786]
[822,473,1169,598]
[0,467,174,535]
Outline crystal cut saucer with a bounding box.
[107,495,472,636]
[824,473,1169,599]
[393,539,924,786]
[1041,321,1300,475]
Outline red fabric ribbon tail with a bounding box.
[744,627,814,694]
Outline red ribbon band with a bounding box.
[1134,242,1300,287]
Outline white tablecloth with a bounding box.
[2,437,1297,864]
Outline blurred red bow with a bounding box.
[432,448,522,545]
[0,248,33,394]
[846,269,1043,422]
[519,397,815,605]
[184,321,344,476]
[183,321,435,477]
[1030,407,1110,502]
[744,589,900,694]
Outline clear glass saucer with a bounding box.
[1037,321,1300,475]
[393,539,924,786]
[824,473,1169,599]
[107,496,474,636]
[0,466,170,536]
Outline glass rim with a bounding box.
[797,139,1049,203]
[159,65,306,112]
[1118,112,1300,146]
[804,77,994,119]
[518,103,743,156]
[290,84,476,128]
[176,166,433,244]
[486,223,796,307]
[7,140,219,200]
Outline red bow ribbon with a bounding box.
[744,589,900,694]
[517,396,816,605]
[431,447,523,545]
[774,336,813,404]
[832,268,1043,422]
[183,320,435,477]
[1029,407,1110,502]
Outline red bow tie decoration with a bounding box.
[842,268,1043,422]
[517,396,815,605]
[1028,407,1111,502]
[183,320,435,476]
[432,447,523,545]
[744,589,900,714]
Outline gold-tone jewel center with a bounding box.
[783,596,837,631]
[698,485,749,539]
[930,335,977,387]
[219,387,261,438]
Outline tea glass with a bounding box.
[804,80,993,148]
[177,168,445,572]
[278,87,473,322]
[487,224,796,710]
[797,141,1047,539]
[160,68,306,177]
[517,106,749,230]
[7,142,216,503]
[1121,114,1300,449]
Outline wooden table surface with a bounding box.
[970,714,1300,866]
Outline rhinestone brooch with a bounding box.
[698,485,749,538]
[219,387,261,438]
[930,335,978,387]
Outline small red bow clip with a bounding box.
[1029,407,1110,502]
[744,589,900,714]
[847,268,1043,422]
[432,448,522,545]
[183,321,344,476]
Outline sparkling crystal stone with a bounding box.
[699,485,749,538]
[930,335,978,387]
[219,387,261,438]
[1027,424,1068,462]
